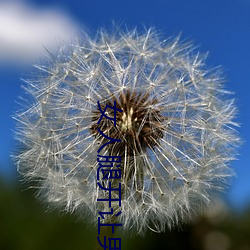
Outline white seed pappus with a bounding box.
[14,28,240,234]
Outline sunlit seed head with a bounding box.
[14,27,240,234]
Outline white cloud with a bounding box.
[0,2,78,65]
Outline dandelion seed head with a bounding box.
[14,27,240,234]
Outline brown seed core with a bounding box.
[90,90,165,156]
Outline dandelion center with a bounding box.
[91,90,164,155]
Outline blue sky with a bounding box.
[1,0,249,210]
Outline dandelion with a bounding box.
[14,27,240,234]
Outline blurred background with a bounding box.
[0,0,250,249]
